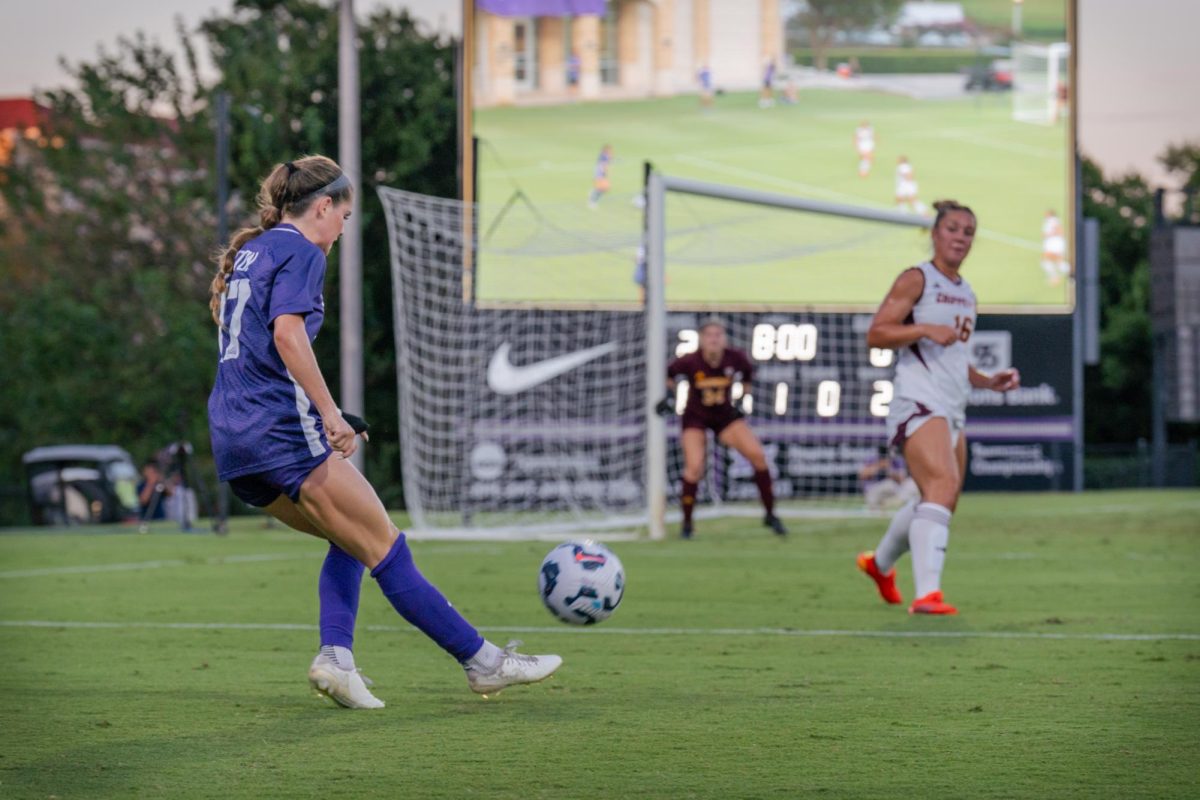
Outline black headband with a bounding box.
[279,171,352,209]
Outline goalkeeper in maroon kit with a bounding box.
[658,318,787,539]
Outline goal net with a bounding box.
[1012,41,1070,125]
[380,178,927,539]
[379,187,648,537]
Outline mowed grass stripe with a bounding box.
[3,618,1198,642]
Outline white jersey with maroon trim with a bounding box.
[856,126,875,154]
[892,261,977,420]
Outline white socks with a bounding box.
[320,644,357,671]
[466,640,503,670]
[909,502,952,598]
[873,499,917,573]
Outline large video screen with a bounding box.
[468,0,1073,311]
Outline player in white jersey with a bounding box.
[855,121,875,177]
[1041,209,1069,286]
[894,156,924,214]
[856,200,1021,615]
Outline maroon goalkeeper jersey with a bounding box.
[668,348,754,427]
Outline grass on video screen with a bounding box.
[475,88,1071,310]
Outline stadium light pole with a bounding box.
[339,0,365,472]
[1012,0,1023,38]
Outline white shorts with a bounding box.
[896,180,918,199]
[1043,236,1066,257]
[887,397,964,450]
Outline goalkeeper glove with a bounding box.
[342,412,370,435]
[654,395,675,417]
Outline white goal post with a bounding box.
[1012,41,1070,125]
[643,173,929,538]
[380,176,928,541]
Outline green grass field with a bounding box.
[475,87,1071,310]
[2,490,1198,799]
[960,0,1070,40]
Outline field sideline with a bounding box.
[2,490,1198,799]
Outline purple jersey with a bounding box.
[208,224,331,481]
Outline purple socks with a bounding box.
[318,543,363,650]
[370,534,484,663]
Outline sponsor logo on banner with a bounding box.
[486,341,618,395]
[469,442,507,481]
[969,330,1012,371]
[969,442,1064,479]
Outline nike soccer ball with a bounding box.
[538,540,625,625]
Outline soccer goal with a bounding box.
[379,177,928,540]
[1012,41,1070,125]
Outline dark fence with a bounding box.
[1084,441,1199,489]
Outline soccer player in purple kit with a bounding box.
[208,155,561,709]
[588,143,613,209]
[658,318,787,539]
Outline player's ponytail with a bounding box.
[209,155,353,326]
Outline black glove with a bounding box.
[342,412,370,435]
[654,395,675,416]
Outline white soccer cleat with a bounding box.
[464,640,563,697]
[308,653,385,709]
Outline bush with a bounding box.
[790,47,979,74]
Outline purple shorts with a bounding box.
[227,451,331,508]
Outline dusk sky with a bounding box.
[2,1,1197,190]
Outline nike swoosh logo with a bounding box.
[487,341,618,395]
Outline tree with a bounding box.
[791,0,904,71]
[0,0,458,521]
[0,29,217,523]
[1158,140,1200,224]
[1079,157,1155,444]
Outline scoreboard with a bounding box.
[663,312,1074,501]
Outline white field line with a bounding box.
[0,544,527,580]
[936,130,1061,159]
[1,619,1196,642]
[0,552,314,579]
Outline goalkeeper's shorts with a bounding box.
[681,405,744,436]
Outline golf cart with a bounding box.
[23,445,140,526]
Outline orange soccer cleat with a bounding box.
[908,590,957,616]
[856,551,903,605]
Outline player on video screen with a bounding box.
[698,64,714,110]
[855,121,875,178]
[1041,209,1069,286]
[659,318,787,539]
[588,144,612,209]
[759,59,776,108]
[895,156,925,215]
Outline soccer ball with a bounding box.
[538,540,625,625]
